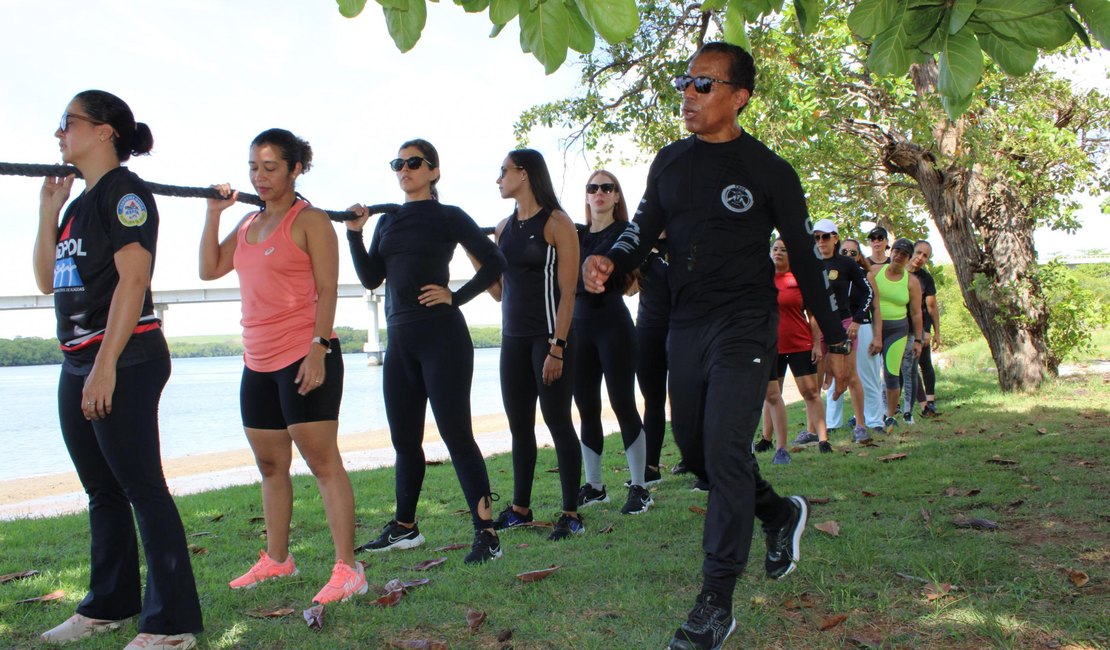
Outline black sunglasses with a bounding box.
[389,156,434,172]
[59,112,106,133]
[814,232,836,241]
[586,183,616,194]
[672,75,738,94]
[840,249,858,257]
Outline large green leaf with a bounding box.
[457,0,489,11]
[904,4,944,45]
[724,0,752,49]
[490,0,521,25]
[1076,0,1110,48]
[382,0,427,51]
[848,0,898,38]
[337,0,368,17]
[794,0,820,35]
[565,0,596,53]
[868,20,912,76]
[377,0,410,11]
[976,0,1075,48]
[740,0,781,22]
[575,0,639,44]
[938,27,983,99]
[941,91,975,120]
[519,0,570,73]
[976,31,1037,75]
[1066,10,1093,48]
[948,0,976,34]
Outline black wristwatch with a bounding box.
[548,337,568,350]
[827,341,852,355]
[312,336,332,353]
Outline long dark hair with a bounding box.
[507,149,562,213]
[251,128,313,173]
[842,238,871,273]
[584,169,629,228]
[400,138,440,200]
[73,90,152,162]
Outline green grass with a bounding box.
[1,346,1108,649]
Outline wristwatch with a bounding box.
[312,336,332,353]
[827,341,852,355]
[548,337,568,350]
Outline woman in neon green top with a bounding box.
[868,238,923,431]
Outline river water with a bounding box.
[0,349,506,482]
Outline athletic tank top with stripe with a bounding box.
[876,266,910,321]
[234,199,333,372]
[499,209,558,337]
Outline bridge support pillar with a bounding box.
[363,292,383,366]
[155,303,168,332]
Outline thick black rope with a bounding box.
[1,162,400,222]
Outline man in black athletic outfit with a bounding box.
[583,42,851,650]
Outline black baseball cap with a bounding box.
[891,238,915,255]
[868,226,888,240]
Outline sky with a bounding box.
[1,1,1106,339]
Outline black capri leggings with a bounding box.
[500,334,582,512]
[636,324,668,468]
[573,309,644,455]
[383,311,492,530]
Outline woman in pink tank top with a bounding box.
[198,129,366,605]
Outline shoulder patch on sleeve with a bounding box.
[116,193,148,227]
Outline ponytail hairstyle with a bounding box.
[507,148,562,213]
[73,90,153,162]
[400,138,441,200]
[251,128,313,174]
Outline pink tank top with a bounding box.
[233,199,333,372]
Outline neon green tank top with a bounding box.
[876,267,909,321]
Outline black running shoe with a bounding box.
[671,461,689,475]
[818,440,833,453]
[620,485,653,515]
[765,495,808,579]
[691,478,710,493]
[547,512,585,541]
[357,519,425,553]
[624,466,663,488]
[753,438,774,453]
[492,505,533,531]
[667,592,736,650]
[576,484,609,507]
[921,401,938,417]
[463,529,503,564]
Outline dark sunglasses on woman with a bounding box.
[814,232,835,241]
[586,183,616,194]
[672,75,738,94]
[840,249,858,257]
[389,156,434,172]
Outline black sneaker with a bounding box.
[624,466,663,488]
[463,529,503,564]
[921,401,938,417]
[903,411,916,425]
[357,519,425,553]
[765,495,808,579]
[577,484,609,507]
[691,478,710,493]
[492,505,533,531]
[620,485,653,515]
[667,592,736,650]
[753,438,774,453]
[671,461,689,475]
[547,512,585,541]
[818,441,832,453]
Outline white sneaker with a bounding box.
[41,613,130,645]
[123,632,197,649]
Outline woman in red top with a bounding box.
[759,238,824,464]
[200,129,365,605]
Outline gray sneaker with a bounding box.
[794,430,819,444]
[771,448,791,465]
[852,426,872,443]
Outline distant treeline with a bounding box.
[0,325,505,367]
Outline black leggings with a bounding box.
[916,343,936,401]
[636,324,668,467]
[383,311,492,530]
[573,309,644,456]
[59,356,202,635]
[500,334,582,512]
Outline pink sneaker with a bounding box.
[229,550,298,590]
[312,561,368,604]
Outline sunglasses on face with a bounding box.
[672,75,738,94]
[814,232,836,242]
[869,236,886,242]
[389,156,434,172]
[586,183,616,194]
[498,165,524,180]
[840,249,858,257]
[59,112,106,133]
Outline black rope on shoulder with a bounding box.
[0,162,400,222]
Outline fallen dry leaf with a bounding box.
[954,427,967,435]
[860,439,880,447]
[861,491,878,498]
[375,588,405,607]
[1007,499,1026,509]
[921,508,933,526]
[819,613,848,631]
[848,635,881,649]
[424,459,444,466]
[598,524,615,534]
[303,604,325,630]
[16,590,64,604]
[407,557,447,572]
[209,513,225,522]
[401,578,431,589]
[497,629,513,642]
[544,467,560,473]
[814,521,840,537]
[188,544,208,555]
[522,520,555,530]
[0,570,39,584]
[466,608,487,633]
[247,607,295,619]
[248,516,265,524]
[952,516,999,530]
[878,453,907,462]
[1036,427,1047,435]
[986,457,1019,465]
[1064,568,1090,588]
[689,505,707,516]
[388,640,448,649]
[516,565,560,583]
[943,487,981,497]
[450,509,469,516]
[188,531,211,538]
[434,543,469,552]
[781,593,817,609]
[808,497,831,505]
[789,446,806,453]
[923,582,952,601]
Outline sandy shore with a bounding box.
[0,382,804,520]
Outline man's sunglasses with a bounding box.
[840,249,859,257]
[672,75,738,94]
[389,156,434,172]
[586,183,616,194]
[59,112,106,133]
[814,232,836,241]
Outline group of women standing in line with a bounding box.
[34,89,674,649]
